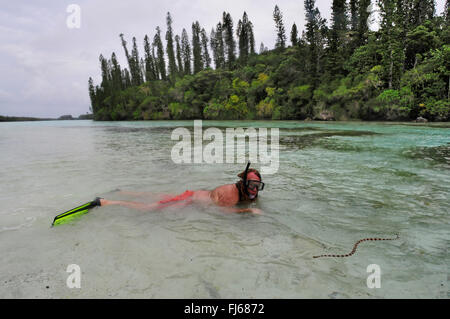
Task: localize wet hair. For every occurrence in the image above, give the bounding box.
[235,168,262,202]
[237,168,261,181]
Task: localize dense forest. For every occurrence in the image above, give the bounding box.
[88,0,450,121]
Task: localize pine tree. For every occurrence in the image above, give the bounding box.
[151,43,159,80]
[211,24,226,69]
[304,0,328,86]
[378,0,405,89]
[175,34,184,75]
[192,21,203,74]
[331,0,348,35]
[131,37,143,85]
[248,20,255,55]
[122,68,131,88]
[357,0,372,46]
[349,0,359,31]
[328,0,349,76]
[119,33,130,65]
[99,54,110,93]
[166,12,177,81]
[259,42,268,54]
[144,34,157,81]
[200,28,211,69]
[273,5,287,49]
[181,28,191,75]
[409,0,435,27]
[139,57,145,85]
[237,12,254,64]
[304,0,320,85]
[120,34,140,86]
[153,26,166,80]
[110,52,123,90]
[210,28,218,68]
[445,0,450,24]
[291,23,299,46]
[88,77,97,113]
[215,23,226,68]
[222,12,236,69]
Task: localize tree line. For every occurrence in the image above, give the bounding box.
[89,0,450,121]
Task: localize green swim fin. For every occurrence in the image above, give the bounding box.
[51,197,101,226]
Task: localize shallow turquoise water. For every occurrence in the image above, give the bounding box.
[0,120,448,298]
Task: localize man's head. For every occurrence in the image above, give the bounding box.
[237,165,264,201]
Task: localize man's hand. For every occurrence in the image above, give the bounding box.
[237,208,263,215]
[248,208,263,215]
[221,207,263,215]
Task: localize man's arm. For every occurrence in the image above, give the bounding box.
[219,207,263,215]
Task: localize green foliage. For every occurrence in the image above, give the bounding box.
[374,88,414,120]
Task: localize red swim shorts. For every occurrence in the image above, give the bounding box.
[157,190,194,206]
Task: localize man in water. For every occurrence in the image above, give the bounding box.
[99,163,264,214]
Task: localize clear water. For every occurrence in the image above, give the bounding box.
[0,120,448,298]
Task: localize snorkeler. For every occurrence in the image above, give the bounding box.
[98,162,264,215]
[52,162,264,225]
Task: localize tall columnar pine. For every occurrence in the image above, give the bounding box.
[248,20,255,55]
[151,43,159,80]
[304,0,327,87]
[378,0,405,89]
[166,12,178,81]
[357,0,372,46]
[259,42,268,54]
[153,26,166,80]
[273,5,287,49]
[139,58,145,85]
[330,0,348,50]
[122,68,131,88]
[175,34,184,75]
[120,34,140,87]
[291,23,299,46]
[131,37,143,85]
[237,12,255,64]
[349,0,359,31]
[408,0,435,27]
[110,52,123,91]
[192,21,203,74]
[222,12,236,69]
[88,77,97,113]
[211,22,225,69]
[347,0,360,52]
[99,54,110,93]
[328,0,349,76]
[181,28,191,75]
[445,0,449,25]
[144,34,157,81]
[210,28,218,68]
[200,28,211,69]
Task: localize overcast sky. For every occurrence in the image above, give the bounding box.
[0,0,446,118]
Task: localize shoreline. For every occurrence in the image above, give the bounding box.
[1,118,448,128]
[0,115,93,122]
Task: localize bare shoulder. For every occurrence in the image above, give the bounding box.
[212,184,236,193]
[210,184,239,206]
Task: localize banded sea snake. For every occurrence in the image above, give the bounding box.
[313,234,400,258]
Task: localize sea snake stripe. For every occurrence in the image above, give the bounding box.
[313,234,399,258]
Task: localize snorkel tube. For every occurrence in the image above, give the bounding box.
[242,161,251,196]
